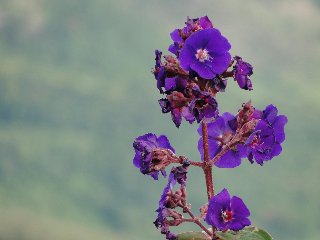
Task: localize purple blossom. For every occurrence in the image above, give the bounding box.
[198,113,245,168]
[206,189,251,231]
[159,91,195,128]
[171,161,190,187]
[169,16,213,56]
[190,86,219,122]
[133,133,175,180]
[179,28,231,79]
[233,56,253,90]
[245,105,287,165]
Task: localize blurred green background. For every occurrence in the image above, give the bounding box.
[0,0,319,239]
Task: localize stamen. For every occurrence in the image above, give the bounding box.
[196,49,211,62]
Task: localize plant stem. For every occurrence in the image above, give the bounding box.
[201,121,214,200]
[183,207,212,238]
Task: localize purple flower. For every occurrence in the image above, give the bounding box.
[190,86,219,122]
[133,133,175,180]
[159,91,195,128]
[179,28,231,79]
[206,189,251,231]
[233,56,253,90]
[171,161,190,187]
[169,16,213,56]
[198,113,245,168]
[245,105,288,165]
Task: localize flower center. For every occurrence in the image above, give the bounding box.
[222,209,233,222]
[251,135,262,149]
[196,49,211,62]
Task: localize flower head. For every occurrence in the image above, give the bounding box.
[190,86,219,122]
[233,56,253,90]
[206,189,251,231]
[179,28,231,79]
[245,105,287,165]
[133,133,175,179]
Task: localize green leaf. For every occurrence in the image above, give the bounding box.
[178,231,209,240]
[215,226,273,240]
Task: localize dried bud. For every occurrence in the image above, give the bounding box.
[199,203,208,219]
[237,101,255,128]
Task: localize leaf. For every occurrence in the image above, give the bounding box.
[178,231,210,240]
[215,226,273,240]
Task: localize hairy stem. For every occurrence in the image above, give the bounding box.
[201,121,214,200]
[183,207,212,238]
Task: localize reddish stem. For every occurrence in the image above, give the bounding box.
[182,207,212,238]
[201,121,214,200]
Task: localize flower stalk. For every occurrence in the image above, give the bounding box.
[201,121,214,200]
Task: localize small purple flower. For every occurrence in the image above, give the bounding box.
[198,113,245,168]
[233,56,253,90]
[133,133,175,180]
[179,28,231,79]
[159,91,195,128]
[190,86,219,122]
[171,161,190,187]
[206,189,251,231]
[245,105,288,165]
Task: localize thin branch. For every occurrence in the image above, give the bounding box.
[182,207,212,238]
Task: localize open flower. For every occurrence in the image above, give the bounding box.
[179,28,231,79]
[133,133,175,180]
[206,189,251,231]
[245,104,288,165]
[198,113,245,168]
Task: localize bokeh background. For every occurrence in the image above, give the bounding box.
[0,0,319,239]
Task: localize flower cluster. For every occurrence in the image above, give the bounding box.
[132,16,288,240]
[197,103,287,168]
[154,16,254,127]
[154,164,190,239]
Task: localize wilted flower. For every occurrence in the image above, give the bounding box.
[133,133,175,179]
[233,56,253,90]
